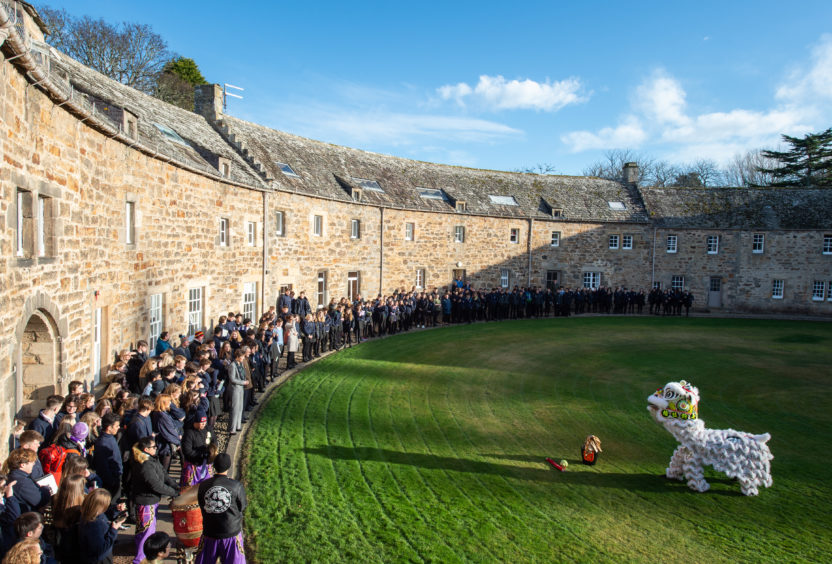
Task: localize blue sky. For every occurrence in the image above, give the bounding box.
[41,1,832,175]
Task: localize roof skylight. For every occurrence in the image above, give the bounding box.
[489,195,518,206]
[276,162,299,178]
[153,123,188,146]
[353,178,384,192]
[608,201,626,211]
[419,188,449,201]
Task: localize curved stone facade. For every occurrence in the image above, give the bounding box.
[0,3,830,450]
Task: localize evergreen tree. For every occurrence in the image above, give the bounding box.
[758,128,832,187]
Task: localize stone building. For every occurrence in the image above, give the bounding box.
[0,3,829,452]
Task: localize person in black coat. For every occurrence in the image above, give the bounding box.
[196,453,247,562]
[77,488,127,564]
[130,437,179,564]
[125,341,148,394]
[5,449,50,514]
[26,396,62,445]
[180,410,215,487]
[92,414,122,502]
[0,474,21,561]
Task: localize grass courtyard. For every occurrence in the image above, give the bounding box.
[243,317,832,563]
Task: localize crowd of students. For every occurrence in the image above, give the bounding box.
[1,281,694,563]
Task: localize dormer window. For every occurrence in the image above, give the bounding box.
[217,157,231,178]
[352,188,363,202]
[123,111,138,140]
[455,200,467,212]
[551,208,563,219]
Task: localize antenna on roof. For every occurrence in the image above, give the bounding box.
[223,83,244,112]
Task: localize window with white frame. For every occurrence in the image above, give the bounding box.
[219,218,229,247]
[188,287,203,335]
[622,234,633,250]
[772,280,784,299]
[347,271,360,300]
[149,293,163,351]
[317,271,327,307]
[415,268,425,289]
[313,215,323,237]
[812,280,825,301]
[510,228,520,244]
[550,231,560,247]
[500,269,510,288]
[667,235,678,253]
[753,233,765,254]
[405,222,415,241]
[824,234,832,254]
[583,272,600,289]
[125,201,136,246]
[707,235,719,254]
[247,221,256,246]
[275,211,285,236]
[243,282,257,321]
[671,276,685,290]
[609,235,619,249]
[454,225,465,243]
[16,188,32,258]
[351,219,361,239]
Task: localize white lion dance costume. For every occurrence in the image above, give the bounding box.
[647,380,773,496]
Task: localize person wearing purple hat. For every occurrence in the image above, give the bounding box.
[180,408,215,487]
[196,453,247,564]
[69,421,90,458]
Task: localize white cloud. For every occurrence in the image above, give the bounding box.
[634,70,690,126]
[271,104,522,148]
[437,74,588,111]
[776,34,832,104]
[561,117,647,152]
[562,36,832,161]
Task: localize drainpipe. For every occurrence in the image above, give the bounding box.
[651,226,657,288]
[262,191,269,313]
[527,217,533,286]
[379,207,384,295]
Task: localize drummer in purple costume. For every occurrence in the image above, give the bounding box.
[180,408,215,487]
[196,453,247,564]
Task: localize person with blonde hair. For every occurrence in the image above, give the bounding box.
[1,537,42,564]
[100,382,122,402]
[80,411,102,451]
[78,488,126,563]
[138,358,158,386]
[150,395,180,473]
[95,398,113,418]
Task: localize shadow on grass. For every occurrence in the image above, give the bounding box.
[558,472,746,496]
[304,445,554,482]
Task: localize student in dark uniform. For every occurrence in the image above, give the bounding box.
[196,453,247,564]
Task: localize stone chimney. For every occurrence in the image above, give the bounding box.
[623,162,639,185]
[194,84,223,122]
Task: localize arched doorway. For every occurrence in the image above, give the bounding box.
[17,310,60,420]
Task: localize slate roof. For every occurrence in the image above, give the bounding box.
[221,115,649,222]
[641,187,832,230]
[48,50,266,188]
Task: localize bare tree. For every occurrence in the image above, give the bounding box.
[514,163,559,175]
[38,6,172,94]
[723,150,777,187]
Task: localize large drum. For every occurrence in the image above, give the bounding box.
[170,485,202,548]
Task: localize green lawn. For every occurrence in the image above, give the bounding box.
[244,317,832,563]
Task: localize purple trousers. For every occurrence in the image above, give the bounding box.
[195,532,246,563]
[133,503,158,564]
[180,460,212,488]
